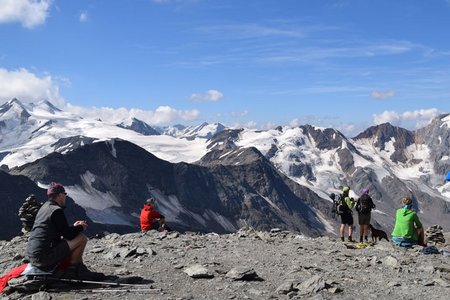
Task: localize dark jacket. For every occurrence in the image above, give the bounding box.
[27,200,82,259]
[356,194,375,214]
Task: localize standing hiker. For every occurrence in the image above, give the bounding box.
[140,196,166,232]
[355,188,375,243]
[391,196,426,247]
[26,182,105,280]
[339,186,356,242]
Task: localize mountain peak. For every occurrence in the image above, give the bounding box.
[0,98,31,121]
[353,122,415,163]
[299,124,346,150]
[34,100,63,114]
[353,122,414,142]
[117,118,160,136]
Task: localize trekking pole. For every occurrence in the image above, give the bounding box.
[44,287,162,293]
[35,276,152,288]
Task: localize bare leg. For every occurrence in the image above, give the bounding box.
[66,233,88,265]
[348,225,353,237]
[362,225,369,237]
[340,224,345,238]
[416,228,426,246]
[159,218,165,229]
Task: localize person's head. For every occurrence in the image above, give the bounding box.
[146,197,155,207]
[360,188,369,195]
[342,186,350,194]
[402,196,413,209]
[47,182,67,207]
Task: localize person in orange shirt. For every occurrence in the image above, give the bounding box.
[140,197,166,232]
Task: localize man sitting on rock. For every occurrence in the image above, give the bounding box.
[26,182,105,280]
[140,196,167,232]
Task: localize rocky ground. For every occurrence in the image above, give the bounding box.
[1,228,449,300]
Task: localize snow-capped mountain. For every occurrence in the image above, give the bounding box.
[1,98,449,239]
[161,122,226,140]
[0,99,207,168]
[116,117,160,136]
[202,118,450,233]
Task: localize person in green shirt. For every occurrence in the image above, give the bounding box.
[391,197,426,247]
[339,186,356,242]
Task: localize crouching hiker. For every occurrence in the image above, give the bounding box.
[391,196,426,247]
[26,182,105,280]
[140,196,167,232]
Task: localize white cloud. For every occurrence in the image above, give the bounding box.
[190,89,224,102]
[289,118,300,127]
[373,111,400,125]
[0,67,63,104]
[230,120,258,129]
[336,123,355,134]
[370,90,396,99]
[230,110,248,117]
[79,11,88,22]
[373,108,441,129]
[66,103,200,126]
[0,0,52,28]
[0,67,199,126]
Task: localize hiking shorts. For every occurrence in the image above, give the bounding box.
[358,213,371,225]
[340,212,353,225]
[29,240,70,269]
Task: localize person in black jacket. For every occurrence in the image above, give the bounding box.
[355,188,376,243]
[26,182,104,280]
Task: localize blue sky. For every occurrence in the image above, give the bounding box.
[0,0,449,135]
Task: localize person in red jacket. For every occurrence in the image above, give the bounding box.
[140,197,166,232]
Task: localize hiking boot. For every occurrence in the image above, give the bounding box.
[347,237,354,242]
[76,263,106,281]
[58,265,79,279]
[60,264,105,281]
[341,236,345,242]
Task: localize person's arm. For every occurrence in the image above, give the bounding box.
[150,210,164,219]
[413,212,423,229]
[355,198,361,211]
[51,209,83,240]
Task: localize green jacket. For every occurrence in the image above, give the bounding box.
[391,208,423,241]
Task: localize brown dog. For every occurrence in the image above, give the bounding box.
[369,224,389,242]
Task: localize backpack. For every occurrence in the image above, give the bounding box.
[357,194,372,214]
[335,194,349,215]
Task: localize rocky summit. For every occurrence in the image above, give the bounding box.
[1,228,449,300]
